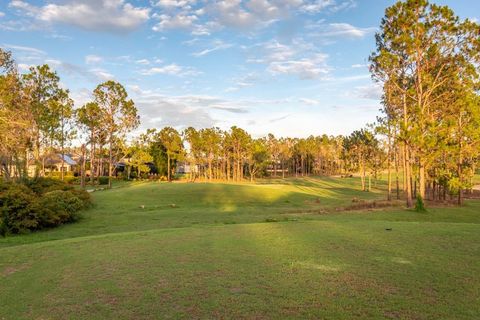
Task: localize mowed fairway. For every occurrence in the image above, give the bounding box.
[1,177,480,319]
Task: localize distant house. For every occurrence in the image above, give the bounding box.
[176,162,198,174]
[27,154,78,176]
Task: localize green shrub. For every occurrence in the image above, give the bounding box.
[0,179,90,235]
[35,190,84,227]
[70,189,92,208]
[98,176,109,185]
[0,184,39,234]
[415,195,427,212]
[25,177,73,195]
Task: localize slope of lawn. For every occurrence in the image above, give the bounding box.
[0,176,386,247]
[1,176,480,319]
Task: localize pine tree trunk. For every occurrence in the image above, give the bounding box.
[403,144,413,207]
[90,132,95,185]
[108,139,113,189]
[419,160,426,200]
[81,144,86,189]
[387,135,392,201]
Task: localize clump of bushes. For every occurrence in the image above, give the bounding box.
[98,176,109,185]
[0,178,91,236]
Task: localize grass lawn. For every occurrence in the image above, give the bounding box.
[1,177,479,319]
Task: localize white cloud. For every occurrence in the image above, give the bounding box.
[268,54,329,79]
[263,40,297,62]
[326,23,374,38]
[45,59,62,66]
[209,0,290,30]
[46,33,72,41]
[85,54,103,65]
[140,63,200,77]
[299,98,320,105]
[89,68,114,81]
[191,40,233,57]
[152,13,197,31]
[308,22,376,39]
[0,12,5,18]
[225,72,258,92]
[2,44,47,66]
[135,59,150,65]
[10,0,150,33]
[329,0,356,12]
[191,21,220,36]
[301,0,335,13]
[249,39,330,80]
[301,0,356,13]
[147,0,357,36]
[2,43,46,55]
[154,0,196,9]
[131,91,252,130]
[351,84,382,100]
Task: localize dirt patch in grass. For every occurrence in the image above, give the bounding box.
[341,199,403,211]
[1,263,31,277]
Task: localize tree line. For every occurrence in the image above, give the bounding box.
[1,0,479,208]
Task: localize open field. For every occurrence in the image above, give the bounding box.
[1,177,480,319]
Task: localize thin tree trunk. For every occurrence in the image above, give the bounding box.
[395,149,400,200]
[108,140,113,189]
[61,141,65,182]
[81,144,86,189]
[403,144,413,207]
[419,160,426,200]
[387,133,392,201]
[167,153,171,182]
[90,132,95,185]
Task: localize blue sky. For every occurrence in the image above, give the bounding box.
[1,0,478,138]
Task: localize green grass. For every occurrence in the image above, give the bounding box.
[1,176,480,319]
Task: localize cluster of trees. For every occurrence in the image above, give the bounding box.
[370,0,480,205]
[127,127,346,182]
[0,48,139,189]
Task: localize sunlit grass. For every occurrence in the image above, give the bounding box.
[1,176,479,319]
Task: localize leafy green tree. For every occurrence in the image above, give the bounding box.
[228,126,251,181]
[130,148,153,178]
[50,89,75,181]
[247,138,269,182]
[23,64,64,177]
[93,81,139,188]
[343,129,380,191]
[0,49,32,180]
[157,127,183,182]
[76,102,103,185]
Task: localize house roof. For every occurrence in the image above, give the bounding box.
[62,154,77,166]
[44,154,77,166]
